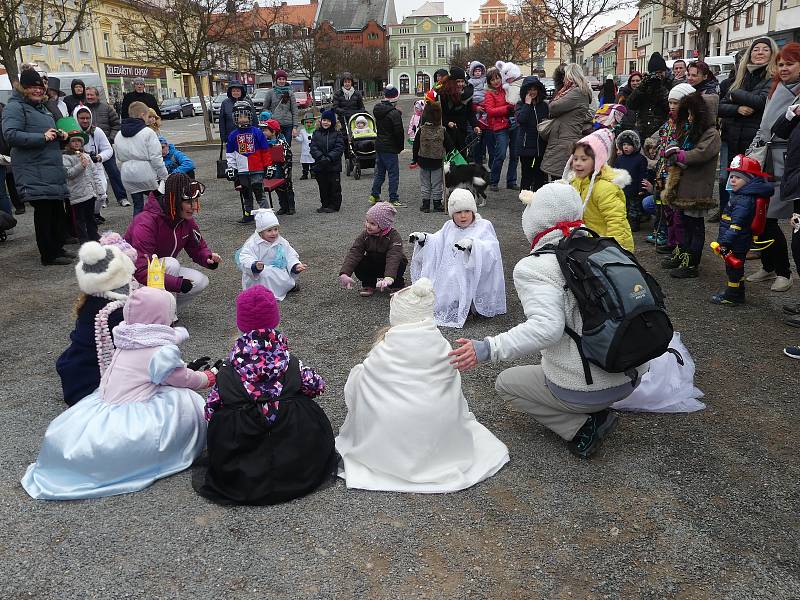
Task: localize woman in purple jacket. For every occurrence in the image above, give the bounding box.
[124,173,221,304]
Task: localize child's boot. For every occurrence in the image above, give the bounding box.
[420,199,430,213]
[671,251,699,279]
[711,280,745,305]
[368,195,379,204]
[660,246,683,269]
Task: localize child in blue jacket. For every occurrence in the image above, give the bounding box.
[614,130,648,231]
[159,136,195,177]
[712,154,774,305]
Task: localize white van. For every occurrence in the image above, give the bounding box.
[0,71,106,106]
[666,55,736,76]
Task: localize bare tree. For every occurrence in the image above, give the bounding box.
[641,0,749,59]
[521,0,632,63]
[120,0,250,141]
[245,1,295,76]
[0,0,92,82]
[292,22,336,115]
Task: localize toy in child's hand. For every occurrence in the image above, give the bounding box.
[339,274,355,289]
[225,168,237,181]
[710,242,744,270]
[255,261,265,272]
[454,238,473,252]
[409,232,428,246]
[376,277,394,291]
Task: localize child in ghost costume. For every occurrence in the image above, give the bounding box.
[335,278,509,493]
[238,209,306,300]
[22,286,213,500]
[409,188,506,328]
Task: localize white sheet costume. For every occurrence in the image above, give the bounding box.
[335,278,509,493]
[410,191,506,328]
[237,209,301,301]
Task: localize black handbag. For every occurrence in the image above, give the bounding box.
[216,142,227,179]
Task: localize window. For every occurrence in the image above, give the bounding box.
[443,25,455,32]
[254,30,261,39]
[400,45,407,59]
[399,74,410,94]
[757,2,765,24]
[437,44,445,58]
[745,6,753,27]
[78,29,87,52]
[418,44,427,59]
[399,27,412,34]
[103,32,111,56]
[367,32,378,40]
[452,42,460,54]
[121,38,128,58]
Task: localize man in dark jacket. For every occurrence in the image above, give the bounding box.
[64,78,86,115]
[627,52,673,140]
[369,85,404,207]
[84,86,129,206]
[310,109,344,213]
[1,67,71,265]
[515,76,549,192]
[120,77,161,119]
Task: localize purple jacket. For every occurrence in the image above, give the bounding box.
[124,193,212,292]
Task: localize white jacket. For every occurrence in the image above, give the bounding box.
[295,130,313,163]
[114,125,168,194]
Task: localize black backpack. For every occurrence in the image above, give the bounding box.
[535,227,675,385]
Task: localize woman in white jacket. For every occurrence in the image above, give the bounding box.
[449,182,645,459]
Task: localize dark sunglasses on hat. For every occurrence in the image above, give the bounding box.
[183,180,206,200]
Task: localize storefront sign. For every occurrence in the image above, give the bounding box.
[105,63,164,79]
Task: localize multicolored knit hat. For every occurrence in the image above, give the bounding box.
[366,202,397,232]
[593,103,627,129]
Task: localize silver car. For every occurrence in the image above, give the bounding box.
[210,93,226,123]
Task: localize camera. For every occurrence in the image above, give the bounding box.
[89,151,98,162]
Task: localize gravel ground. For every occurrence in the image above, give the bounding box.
[1,103,798,598]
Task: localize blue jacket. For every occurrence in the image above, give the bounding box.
[718,177,774,251]
[163,144,195,174]
[614,152,648,204]
[1,89,69,201]
[55,296,124,406]
[514,77,549,158]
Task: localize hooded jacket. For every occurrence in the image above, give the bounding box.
[1,87,69,201]
[86,98,122,142]
[483,84,513,132]
[64,79,86,115]
[62,147,98,205]
[568,165,634,252]
[373,100,404,154]
[515,76,549,158]
[219,82,255,143]
[124,193,212,292]
[468,61,487,105]
[75,106,113,162]
[309,120,344,173]
[718,177,774,251]
[662,125,721,211]
[412,103,455,169]
[114,117,169,193]
[614,130,648,204]
[718,66,771,156]
[120,89,161,119]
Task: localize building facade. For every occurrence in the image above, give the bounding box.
[16,25,96,77]
[615,14,639,75]
[387,2,468,94]
[580,21,625,77]
[770,0,800,45]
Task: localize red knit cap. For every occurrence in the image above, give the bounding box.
[236,286,280,333]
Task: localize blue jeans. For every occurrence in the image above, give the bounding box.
[506,126,519,186]
[490,129,513,186]
[371,153,400,201]
[102,154,128,202]
[131,191,149,215]
[281,125,294,147]
[0,166,12,216]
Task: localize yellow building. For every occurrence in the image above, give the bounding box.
[17,23,96,76]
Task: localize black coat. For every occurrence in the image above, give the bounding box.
[332,89,365,123]
[120,90,161,119]
[718,67,771,157]
[775,115,800,211]
[373,101,404,154]
[441,85,477,149]
[310,126,344,173]
[194,358,338,506]
[626,74,672,140]
[515,77,549,158]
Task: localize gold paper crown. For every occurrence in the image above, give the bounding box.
[147,254,166,289]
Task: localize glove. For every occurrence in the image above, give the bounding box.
[187,356,211,371]
[454,237,473,252]
[663,145,679,158]
[786,103,800,121]
[376,277,394,291]
[339,273,355,289]
[409,232,428,246]
[225,168,237,181]
[180,278,194,294]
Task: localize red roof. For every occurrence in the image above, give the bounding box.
[618,13,639,32]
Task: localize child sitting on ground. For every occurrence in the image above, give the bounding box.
[59,117,100,243]
[335,277,509,493]
[238,208,306,300]
[614,130,649,231]
[711,155,774,305]
[56,235,138,406]
[194,285,337,506]
[409,188,506,328]
[23,285,213,500]
[564,128,634,252]
[226,101,272,223]
[295,117,315,180]
[339,202,407,297]
[412,100,454,213]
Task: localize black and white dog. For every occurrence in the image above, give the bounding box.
[444,162,490,210]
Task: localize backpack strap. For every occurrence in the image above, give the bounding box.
[564,325,593,385]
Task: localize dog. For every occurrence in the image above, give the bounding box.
[444,162,489,211]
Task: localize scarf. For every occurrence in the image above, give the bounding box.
[342,87,355,100]
[531,221,583,250]
[112,322,189,350]
[552,79,574,102]
[273,84,292,100]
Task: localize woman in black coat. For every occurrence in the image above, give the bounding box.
[439,67,480,151]
[514,76,549,191]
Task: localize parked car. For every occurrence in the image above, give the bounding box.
[586,76,602,91]
[190,96,211,114]
[313,86,333,104]
[160,97,194,119]
[210,93,226,123]
[539,78,556,100]
[294,91,312,109]
[252,88,270,109]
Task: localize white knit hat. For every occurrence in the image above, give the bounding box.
[389,278,436,326]
[254,208,279,233]
[447,188,478,216]
[520,183,583,248]
[668,83,695,102]
[75,241,136,301]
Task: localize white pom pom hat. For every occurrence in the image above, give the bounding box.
[448,188,478,217]
[75,241,136,301]
[389,278,436,326]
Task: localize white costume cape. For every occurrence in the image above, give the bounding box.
[411,217,506,328]
[335,318,509,493]
[238,233,300,300]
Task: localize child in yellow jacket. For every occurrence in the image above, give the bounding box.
[564,128,634,253]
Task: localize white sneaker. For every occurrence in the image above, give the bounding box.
[118,198,131,208]
[746,268,776,283]
[771,275,793,292]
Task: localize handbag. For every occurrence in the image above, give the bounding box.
[537,119,553,141]
[216,142,228,179]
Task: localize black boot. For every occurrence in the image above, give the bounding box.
[420,200,431,213]
[567,410,619,459]
[660,246,683,269]
[671,251,699,279]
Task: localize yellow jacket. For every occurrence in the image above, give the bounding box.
[570,165,634,252]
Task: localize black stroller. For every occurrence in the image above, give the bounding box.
[345,112,377,180]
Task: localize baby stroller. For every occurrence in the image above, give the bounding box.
[345,112,376,180]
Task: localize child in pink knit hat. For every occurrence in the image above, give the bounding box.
[195,285,337,506]
[339,202,407,297]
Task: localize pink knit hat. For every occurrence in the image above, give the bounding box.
[576,128,615,175]
[236,285,280,333]
[366,202,397,232]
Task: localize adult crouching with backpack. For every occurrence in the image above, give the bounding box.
[449,183,662,458]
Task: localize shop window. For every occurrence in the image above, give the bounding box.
[399,74,410,94]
